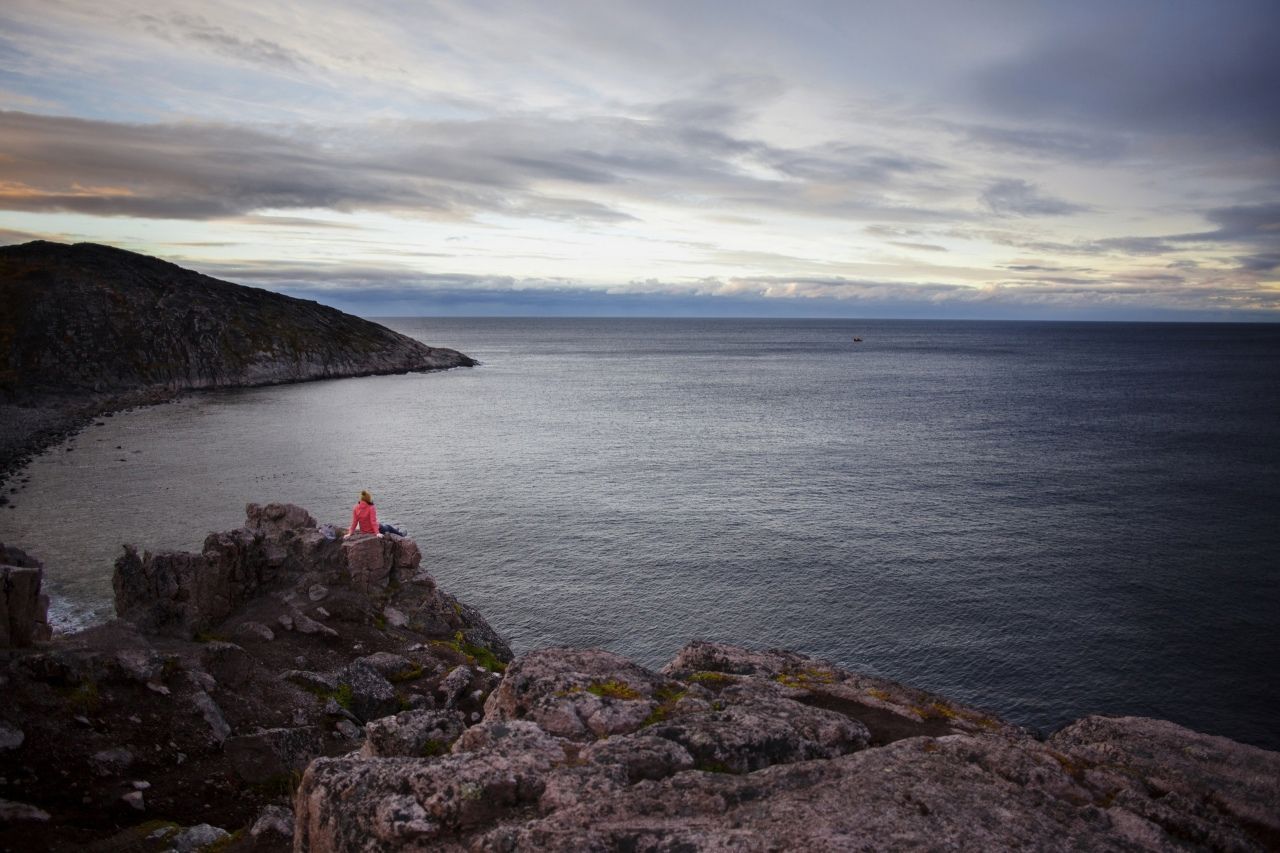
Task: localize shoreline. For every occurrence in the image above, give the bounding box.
[0,361,478,491]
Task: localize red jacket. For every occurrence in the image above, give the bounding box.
[349,500,379,535]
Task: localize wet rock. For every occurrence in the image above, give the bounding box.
[225,726,324,784]
[120,790,144,811]
[362,709,466,757]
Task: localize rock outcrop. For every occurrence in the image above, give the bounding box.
[0,241,476,479]
[112,502,423,638]
[3,505,1279,852]
[296,642,1280,852]
[0,504,510,852]
[0,543,51,647]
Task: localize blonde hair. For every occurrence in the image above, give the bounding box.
[359,490,373,504]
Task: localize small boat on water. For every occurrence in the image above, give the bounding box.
[852,337,863,343]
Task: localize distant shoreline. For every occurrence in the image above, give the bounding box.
[0,363,473,492]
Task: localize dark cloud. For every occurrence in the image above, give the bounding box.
[1240,253,1280,272]
[0,111,635,223]
[1179,202,1280,244]
[1165,203,1280,272]
[958,123,1129,162]
[0,108,967,225]
[972,2,1280,142]
[981,179,1089,217]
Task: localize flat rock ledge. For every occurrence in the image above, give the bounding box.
[295,641,1280,852]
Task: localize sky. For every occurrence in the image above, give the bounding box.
[1,0,1278,320]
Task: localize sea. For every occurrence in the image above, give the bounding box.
[2,318,1277,750]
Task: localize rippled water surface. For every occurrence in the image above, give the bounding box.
[3,319,1278,749]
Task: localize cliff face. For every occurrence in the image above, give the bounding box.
[0,241,474,401]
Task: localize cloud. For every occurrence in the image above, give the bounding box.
[0,108,969,226]
[981,179,1089,217]
[971,1,1280,143]
[957,123,1129,162]
[136,12,310,71]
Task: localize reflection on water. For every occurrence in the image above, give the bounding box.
[2,318,1278,749]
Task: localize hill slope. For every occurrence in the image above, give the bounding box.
[0,241,473,398]
[0,241,475,479]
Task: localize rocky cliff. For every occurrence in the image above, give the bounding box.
[1,506,1278,852]
[0,241,475,479]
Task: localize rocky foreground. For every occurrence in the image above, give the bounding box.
[0,241,476,482]
[2,506,1278,852]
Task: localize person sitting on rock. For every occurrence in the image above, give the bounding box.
[344,490,383,539]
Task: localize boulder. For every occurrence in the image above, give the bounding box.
[336,661,399,723]
[199,641,254,687]
[190,691,231,744]
[483,648,683,740]
[356,652,416,680]
[170,824,230,852]
[362,709,466,758]
[225,726,325,784]
[645,694,870,773]
[89,747,134,776]
[296,750,555,851]
[0,799,50,822]
[250,804,294,841]
[0,721,23,751]
[580,734,694,783]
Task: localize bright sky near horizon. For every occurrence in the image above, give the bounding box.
[1,0,1277,319]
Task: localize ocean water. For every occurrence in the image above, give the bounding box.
[2,318,1278,750]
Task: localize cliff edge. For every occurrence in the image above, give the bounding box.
[1,505,1277,851]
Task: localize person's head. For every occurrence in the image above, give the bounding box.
[359,490,373,505]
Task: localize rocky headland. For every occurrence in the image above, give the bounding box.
[2,505,1277,852]
[0,241,475,484]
